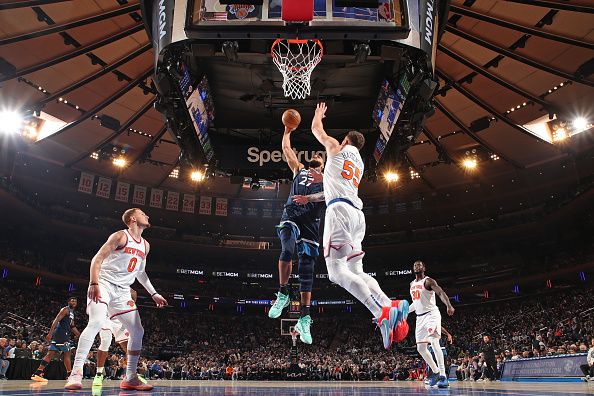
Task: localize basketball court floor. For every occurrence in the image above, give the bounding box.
[2,380,593,395]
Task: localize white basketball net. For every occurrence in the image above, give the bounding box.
[271,39,323,100]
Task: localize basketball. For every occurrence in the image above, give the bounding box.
[282,109,301,130]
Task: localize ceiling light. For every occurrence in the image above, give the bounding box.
[384,172,399,183]
[0,110,23,134]
[90,152,99,160]
[573,117,588,131]
[462,158,477,170]
[191,170,204,182]
[113,157,126,167]
[169,168,180,179]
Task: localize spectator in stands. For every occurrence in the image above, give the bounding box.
[0,338,9,380]
[5,339,15,358]
[580,337,594,381]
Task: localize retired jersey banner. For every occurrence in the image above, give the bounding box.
[78,172,94,194]
[182,194,196,213]
[215,198,227,216]
[166,191,180,211]
[115,181,130,203]
[96,177,112,199]
[149,188,163,208]
[199,196,212,215]
[132,185,147,205]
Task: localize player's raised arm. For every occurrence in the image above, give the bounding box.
[282,126,304,177]
[135,241,168,308]
[311,103,341,156]
[426,278,455,316]
[88,231,126,302]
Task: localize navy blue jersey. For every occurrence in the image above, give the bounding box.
[52,307,73,343]
[280,168,324,242]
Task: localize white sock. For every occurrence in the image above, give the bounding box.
[327,259,382,317]
[430,338,446,377]
[97,367,104,375]
[417,343,439,374]
[348,257,392,307]
[126,354,140,381]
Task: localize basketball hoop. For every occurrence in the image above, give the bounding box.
[271,39,323,100]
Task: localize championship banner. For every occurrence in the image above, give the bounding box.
[182,194,196,214]
[96,177,112,199]
[246,201,258,217]
[78,172,94,194]
[115,181,130,203]
[132,185,147,206]
[149,188,163,208]
[215,197,227,216]
[199,196,212,215]
[262,201,273,218]
[230,199,243,216]
[166,191,179,211]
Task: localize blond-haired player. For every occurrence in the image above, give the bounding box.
[65,208,167,391]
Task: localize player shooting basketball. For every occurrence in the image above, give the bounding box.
[268,109,324,345]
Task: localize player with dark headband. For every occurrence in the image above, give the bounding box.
[268,120,324,345]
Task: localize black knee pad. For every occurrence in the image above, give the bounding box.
[298,255,315,292]
[277,226,296,262]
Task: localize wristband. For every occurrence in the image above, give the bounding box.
[151,292,158,297]
[90,282,98,286]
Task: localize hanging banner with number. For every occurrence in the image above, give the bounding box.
[199,196,212,215]
[166,191,179,211]
[78,172,94,194]
[132,185,147,205]
[115,181,130,202]
[182,194,195,213]
[215,197,227,216]
[96,177,112,199]
[149,188,163,208]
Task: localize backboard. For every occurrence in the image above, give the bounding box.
[187,0,408,40]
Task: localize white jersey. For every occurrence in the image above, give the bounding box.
[410,276,438,315]
[99,229,146,287]
[323,145,364,209]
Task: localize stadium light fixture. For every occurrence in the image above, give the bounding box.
[384,172,399,183]
[573,117,588,131]
[191,170,205,182]
[0,110,23,134]
[462,158,477,170]
[113,157,127,167]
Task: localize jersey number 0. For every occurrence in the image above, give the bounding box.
[341,160,361,188]
[127,257,137,272]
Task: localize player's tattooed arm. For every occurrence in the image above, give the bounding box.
[88,231,126,302]
[46,307,68,342]
[425,277,455,316]
[282,126,303,176]
[293,191,325,205]
[311,102,341,156]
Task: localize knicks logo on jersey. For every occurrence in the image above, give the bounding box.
[123,247,145,259]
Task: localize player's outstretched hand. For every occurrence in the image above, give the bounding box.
[88,284,101,303]
[292,195,309,205]
[284,125,295,134]
[315,102,327,119]
[153,293,168,308]
[447,306,455,316]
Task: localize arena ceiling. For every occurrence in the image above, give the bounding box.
[0,0,593,198]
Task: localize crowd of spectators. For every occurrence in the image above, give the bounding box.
[2,278,593,381]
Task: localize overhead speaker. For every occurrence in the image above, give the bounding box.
[99,115,121,132]
[470,116,491,132]
[418,78,438,101]
[335,0,379,7]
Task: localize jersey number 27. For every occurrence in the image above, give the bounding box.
[341,160,361,188]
